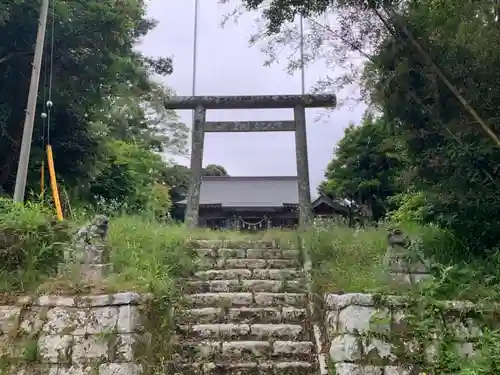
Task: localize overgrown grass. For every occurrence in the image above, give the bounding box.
[0,197,297,297]
[0,197,195,296]
[303,218,500,302]
[2,195,499,304]
[0,198,69,296]
[5,197,500,374]
[105,216,196,294]
[301,220,388,295]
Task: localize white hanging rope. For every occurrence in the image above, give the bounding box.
[236,216,270,230]
[238,217,267,226]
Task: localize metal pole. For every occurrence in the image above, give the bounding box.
[192,0,199,97]
[185,0,201,227]
[299,15,305,95]
[190,0,199,151]
[14,0,50,202]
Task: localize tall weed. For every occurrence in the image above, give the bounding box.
[0,198,69,293]
[301,220,388,294]
[106,216,196,294]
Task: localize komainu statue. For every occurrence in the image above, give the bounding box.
[61,214,112,282]
[387,228,410,249]
[385,228,431,284]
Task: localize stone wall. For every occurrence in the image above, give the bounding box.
[324,293,488,375]
[0,292,144,375]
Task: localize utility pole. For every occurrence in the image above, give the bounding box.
[299,15,305,95]
[191,0,199,129]
[13,0,50,202]
[192,0,199,98]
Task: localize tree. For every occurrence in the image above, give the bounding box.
[203,164,229,177]
[362,0,500,252]
[88,140,171,215]
[230,0,500,252]
[0,0,186,201]
[319,114,405,220]
[162,164,191,204]
[160,163,230,220]
[161,163,229,202]
[221,0,385,106]
[222,0,336,33]
[93,82,187,154]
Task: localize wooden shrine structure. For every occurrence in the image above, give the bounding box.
[164,95,337,228]
[175,176,349,229]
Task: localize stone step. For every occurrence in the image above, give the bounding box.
[195,248,300,260]
[197,258,300,270]
[184,292,307,308]
[182,307,307,324]
[177,340,315,361]
[194,268,303,281]
[191,240,279,250]
[177,323,309,340]
[173,360,316,375]
[178,239,316,375]
[182,279,305,293]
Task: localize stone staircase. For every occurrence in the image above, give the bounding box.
[173,240,319,374]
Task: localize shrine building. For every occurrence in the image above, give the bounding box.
[176,176,349,229]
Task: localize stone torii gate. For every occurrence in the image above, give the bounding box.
[164,94,337,228]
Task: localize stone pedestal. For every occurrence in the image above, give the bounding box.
[58,262,113,283]
[80,263,113,283]
[61,216,112,283]
[385,229,432,284]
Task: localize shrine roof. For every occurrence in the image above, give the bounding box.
[179,176,300,207]
[176,176,349,213]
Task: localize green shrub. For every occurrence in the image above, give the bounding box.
[88,140,172,217]
[388,191,431,223]
[0,198,69,293]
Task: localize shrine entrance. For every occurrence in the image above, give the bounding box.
[164,94,336,228]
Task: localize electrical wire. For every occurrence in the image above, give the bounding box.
[46,0,55,144]
[40,0,55,196]
[39,0,58,213]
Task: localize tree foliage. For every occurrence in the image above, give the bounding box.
[88,140,170,212]
[233,0,500,253]
[161,164,230,204]
[203,164,229,177]
[221,0,386,106]
[363,0,500,252]
[319,114,405,220]
[159,163,229,221]
[0,0,189,216]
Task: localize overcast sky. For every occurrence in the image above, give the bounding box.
[138,0,366,191]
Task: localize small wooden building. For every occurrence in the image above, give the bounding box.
[176,176,349,229]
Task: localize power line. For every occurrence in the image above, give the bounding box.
[47,0,55,145]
